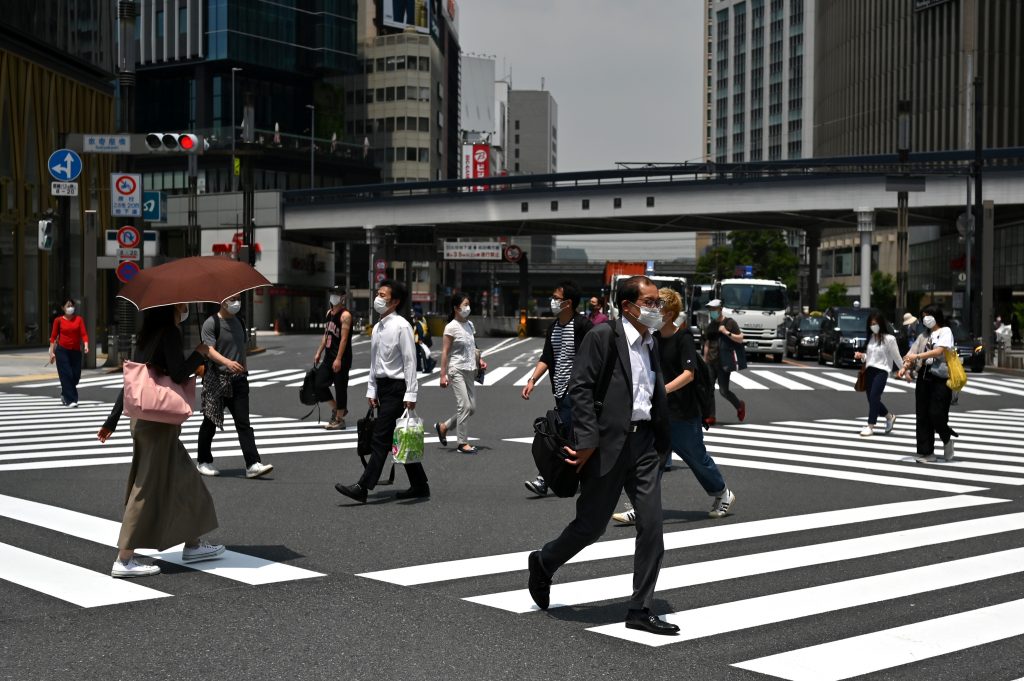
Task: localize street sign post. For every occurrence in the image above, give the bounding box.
[115,260,141,283]
[117,248,141,261]
[111,173,142,217]
[142,191,165,222]
[47,149,82,182]
[50,182,79,197]
[117,225,141,248]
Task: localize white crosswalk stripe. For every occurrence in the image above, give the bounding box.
[352,408,1024,677]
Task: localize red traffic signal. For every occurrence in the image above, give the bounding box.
[144,133,204,154]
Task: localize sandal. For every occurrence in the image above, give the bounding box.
[457,444,478,454]
[434,422,447,446]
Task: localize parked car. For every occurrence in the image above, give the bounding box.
[786,315,822,360]
[949,319,986,373]
[818,307,871,367]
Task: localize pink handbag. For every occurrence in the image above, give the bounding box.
[122,360,196,425]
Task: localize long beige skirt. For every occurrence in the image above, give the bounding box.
[118,418,219,551]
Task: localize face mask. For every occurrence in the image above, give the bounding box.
[459,306,471,319]
[550,299,564,314]
[634,305,663,330]
[226,300,242,315]
[870,324,880,334]
[373,296,389,314]
[709,310,720,320]
[329,295,342,306]
[178,308,189,324]
[65,307,75,316]
[922,315,936,330]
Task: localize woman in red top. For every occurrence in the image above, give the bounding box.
[49,298,89,407]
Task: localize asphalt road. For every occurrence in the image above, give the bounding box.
[2,331,1024,681]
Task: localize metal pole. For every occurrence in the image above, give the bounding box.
[964,175,973,325]
[306,104,315,189]
[971,75,983,338]
[896,99,911,320]
[344,240,351,304]
[231,67,241,191]
[855,208,874,308]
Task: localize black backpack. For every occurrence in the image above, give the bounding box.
[692,353,715,428]
[299,367,318,406]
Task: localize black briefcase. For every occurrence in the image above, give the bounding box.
[356,406,394,485]
[531,409,579,498]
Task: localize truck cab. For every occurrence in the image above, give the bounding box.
[608,274,688,320]
[717,278,789,362]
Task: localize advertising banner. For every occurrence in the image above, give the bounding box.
[462,144,490,191]
[381,0,430,33]
[443,242,503,261]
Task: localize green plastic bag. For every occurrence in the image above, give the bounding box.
[392,409,425,465]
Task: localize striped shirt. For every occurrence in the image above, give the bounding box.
[551,318,575,398]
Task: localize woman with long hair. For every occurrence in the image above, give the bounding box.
[853,310,904,436]
[48,298,89,407]
[97,303,225,578]
[899,305,958,462]
[434,293,486,454]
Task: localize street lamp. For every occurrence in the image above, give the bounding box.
[231,67,242,191]
[306,104,315,189]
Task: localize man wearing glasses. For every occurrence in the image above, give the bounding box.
[527,276,678,635]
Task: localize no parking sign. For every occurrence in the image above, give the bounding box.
[110,173,142,217]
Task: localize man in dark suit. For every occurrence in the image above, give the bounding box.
[527,276,679,635]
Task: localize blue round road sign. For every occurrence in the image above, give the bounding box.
[47,149,83,182]
[116,260,141,284]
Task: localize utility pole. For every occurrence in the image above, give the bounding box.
[231,67,242,191]
[306,104,315,189]
[895,99,911,320]
[112,0,138,366]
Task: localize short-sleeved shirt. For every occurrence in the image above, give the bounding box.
[657,329,699,421]
[705,317,740,361]
[201,314,247,371]
[925,326,955,367]
[550,317,576,398]
[444,319,477,371]
[323,307,353,364]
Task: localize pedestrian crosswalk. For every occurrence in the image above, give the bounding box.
[15,364,1024,396]
[350,407,1024,678]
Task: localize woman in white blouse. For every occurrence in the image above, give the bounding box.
[853,311,905,437]
[434,293,486,454]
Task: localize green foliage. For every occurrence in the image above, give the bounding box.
[871,270,897,318]
[695,231,799,290]
[817,282,849,310]
[313,82,346,142]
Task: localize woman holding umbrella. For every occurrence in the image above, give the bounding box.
[96,256,270,578]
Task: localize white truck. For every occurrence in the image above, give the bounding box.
[607,274,688,320]
[716,278,789,362]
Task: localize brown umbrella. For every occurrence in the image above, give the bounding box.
[116,256,271,310]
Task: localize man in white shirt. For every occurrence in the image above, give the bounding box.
[335,280,428,502]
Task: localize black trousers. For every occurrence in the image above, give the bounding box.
[197,374,262,468]
[915,372,954,456]
[358,377,428,490]
[707,362,742,414]
[55,346,82,405]
[314,355,351,412]
[539,424,664,611]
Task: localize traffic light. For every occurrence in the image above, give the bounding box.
[37,219,54,251]
[144,133,205,154]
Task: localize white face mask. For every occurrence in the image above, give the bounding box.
[634,305,663,330]
[178,307,189,324]
[373,296,389,314]
[870,323,880,334]
[459,306,471,319]
[550,298,565,314]
[329,295,342,307]
[65,307,75,316]
[922,315,936,330]
[226,300,242,315]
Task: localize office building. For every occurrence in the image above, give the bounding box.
[508,89,557,174]
[460,55,510,177]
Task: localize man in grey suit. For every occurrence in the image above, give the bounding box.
[527,276,679,635]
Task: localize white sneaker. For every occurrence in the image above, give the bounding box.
[111,556,161,578]
[181,540,225,563]
[884,413,896,434]
[69,402,78,408]
[859,425,874,437]
[245,462,274,479]
[709,489,736,518]
[943,439,955,461]
[612,504,636,525]
[196,462,219,477]
[915,455,938,464]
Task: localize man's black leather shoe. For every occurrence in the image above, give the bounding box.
[395,484,430,499]
[335,482,367,503]
[625,608,680,635]
[527,551,551,610]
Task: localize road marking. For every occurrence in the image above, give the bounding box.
[357,495,1003,586]
[477,366,517,386]
[464,512,1024,613]
[961,376,1024,396]
[590,546,1024,646]
[724,372,769,389]
[787,372,855,391]
[824,370,907,393]
[733,597,1024,680]
[0,493,324,585]
[514,369,548,387]
[748,370,814,390]
[0,542,172,608]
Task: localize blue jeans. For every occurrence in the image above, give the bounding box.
[864,367,890,425]
[670,416,726,496]
[555,394,574,441]
[55,346,82,405]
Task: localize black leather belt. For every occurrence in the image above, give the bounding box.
[629,420,651,432]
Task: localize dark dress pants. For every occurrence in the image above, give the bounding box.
[539,424,664,611]
[197,374,262,468]
[55,346,82,405]
[358,377,428,490]
[915,372,954,456]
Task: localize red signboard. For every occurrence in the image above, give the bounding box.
[462,143,490,191]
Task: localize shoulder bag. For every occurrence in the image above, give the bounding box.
[122,360,196,425]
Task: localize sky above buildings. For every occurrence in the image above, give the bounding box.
[459,0,706,173]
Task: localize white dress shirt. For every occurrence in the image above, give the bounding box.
[367,312,419,403]
[863,334,903,372]
[622,320,655,421]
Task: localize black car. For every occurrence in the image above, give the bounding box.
[818,307,871,367]
[949,319,986,373]
[786,315,822,360]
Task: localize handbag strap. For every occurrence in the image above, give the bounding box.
[594,329,618,416]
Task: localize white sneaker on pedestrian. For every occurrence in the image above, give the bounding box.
[915,455,938,464]
[612,505,636,525]
[859,425,874,437]
[245,462,274,479]
[111,556,161,578]
[709,489,736,518]
[181,540,225,563]
[943,439,955,461]
[884,413,896,434]
[69,402,78,408]
[196,462,220,477]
